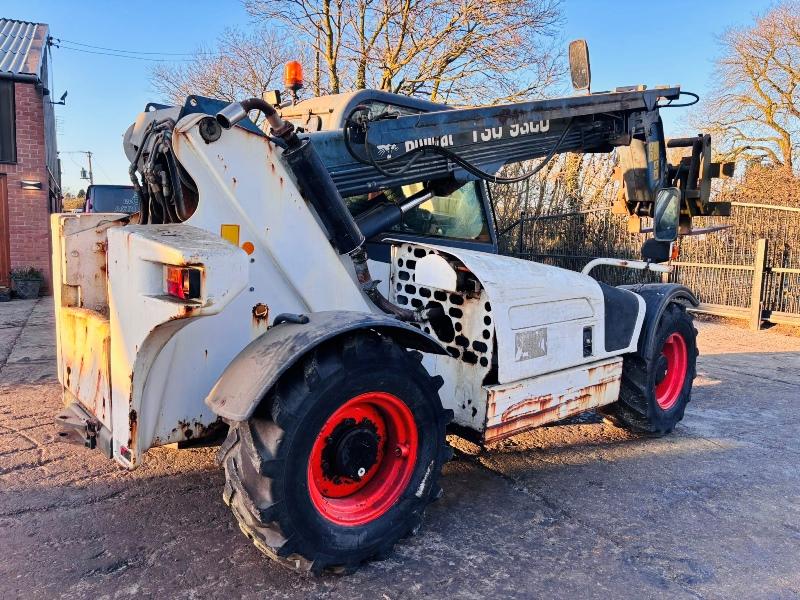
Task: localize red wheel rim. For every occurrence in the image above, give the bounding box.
[655,332,688,410]
[308,391,418,526]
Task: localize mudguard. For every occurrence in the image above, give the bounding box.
[205,310,446,421]
[620,283,699,356]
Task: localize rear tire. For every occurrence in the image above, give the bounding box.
[602,302,698,435]
[218,332,452,574]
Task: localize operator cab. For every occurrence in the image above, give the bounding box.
[281,90,498,262]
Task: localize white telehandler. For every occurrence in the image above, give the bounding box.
[51,46,730,572]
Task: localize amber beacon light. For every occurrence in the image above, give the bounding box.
[284,61,304,92]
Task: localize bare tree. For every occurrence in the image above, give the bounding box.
[702,2,800,168]
[151,28,298,105]
[717,163,800,207]
[243,0,564,104]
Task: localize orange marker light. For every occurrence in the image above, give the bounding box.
[241,241,255,255]
[284,61,304,91]
[670,241,680,261]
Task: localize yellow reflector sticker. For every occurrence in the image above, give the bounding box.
[220,224,240,246]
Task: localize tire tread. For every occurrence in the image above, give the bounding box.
[604,302,697,434]
[220,331,452,574]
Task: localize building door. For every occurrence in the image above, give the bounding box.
[0,175,9,287]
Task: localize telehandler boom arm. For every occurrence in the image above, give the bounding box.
[301,85,729,223]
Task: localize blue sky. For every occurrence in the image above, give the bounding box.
[5,0,771,193]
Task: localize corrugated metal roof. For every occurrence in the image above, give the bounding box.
[0,18,49,80]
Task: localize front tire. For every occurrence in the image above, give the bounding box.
[603,302,698,434]
[218,332,452,574]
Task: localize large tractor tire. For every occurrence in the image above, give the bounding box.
[602,302,698,435]
[218,331,452,574]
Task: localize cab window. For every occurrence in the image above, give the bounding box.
[345,181,490,242]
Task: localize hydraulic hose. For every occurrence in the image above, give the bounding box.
[344,104,574,184]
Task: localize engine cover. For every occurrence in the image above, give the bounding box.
[391,241,644,383]
[389,241,644,433]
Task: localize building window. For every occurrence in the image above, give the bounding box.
[0,80,16,164]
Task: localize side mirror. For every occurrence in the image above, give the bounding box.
[653,187,680,242]
[568,40,591,92]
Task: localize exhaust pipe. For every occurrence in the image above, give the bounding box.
[216,97,300,149]
[351,247,440,323]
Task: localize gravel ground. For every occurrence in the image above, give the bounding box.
[1,298,799,599]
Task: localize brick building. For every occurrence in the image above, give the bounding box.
[0,18,60,292]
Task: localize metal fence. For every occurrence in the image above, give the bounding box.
[500,207,661,286]
[500,202,800,329]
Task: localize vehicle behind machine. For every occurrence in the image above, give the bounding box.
[84,184,139,214]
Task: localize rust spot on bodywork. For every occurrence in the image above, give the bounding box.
[155,417,226,446]
[167,304,200,321]
[500,394,553,422]
[128,409,138,448]
[252,303,269,327]
[95,369,105,420]
[485,361,622,443]
[179,420,194,439]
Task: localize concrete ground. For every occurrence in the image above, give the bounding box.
[1,298,799,599]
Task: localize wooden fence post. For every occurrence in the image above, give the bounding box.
[749,238,768,331]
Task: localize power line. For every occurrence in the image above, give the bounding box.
[53,44,196,62]
[91,157,114,184]
[55,37,201,56]
[62,151,94,184]
[50,37,219,60]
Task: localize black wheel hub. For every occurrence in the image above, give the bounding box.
[322,418,380,482]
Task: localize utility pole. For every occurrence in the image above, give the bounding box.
[86,151,94,185]
[79,151,94,185]
[60,149,96,187]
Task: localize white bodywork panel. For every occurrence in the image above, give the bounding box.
[390,241,644,433]
[417,244,644,382]
[52,213,128,430]
[53,116,372,467]
[106,225,249,465]
[52,110,647,468]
